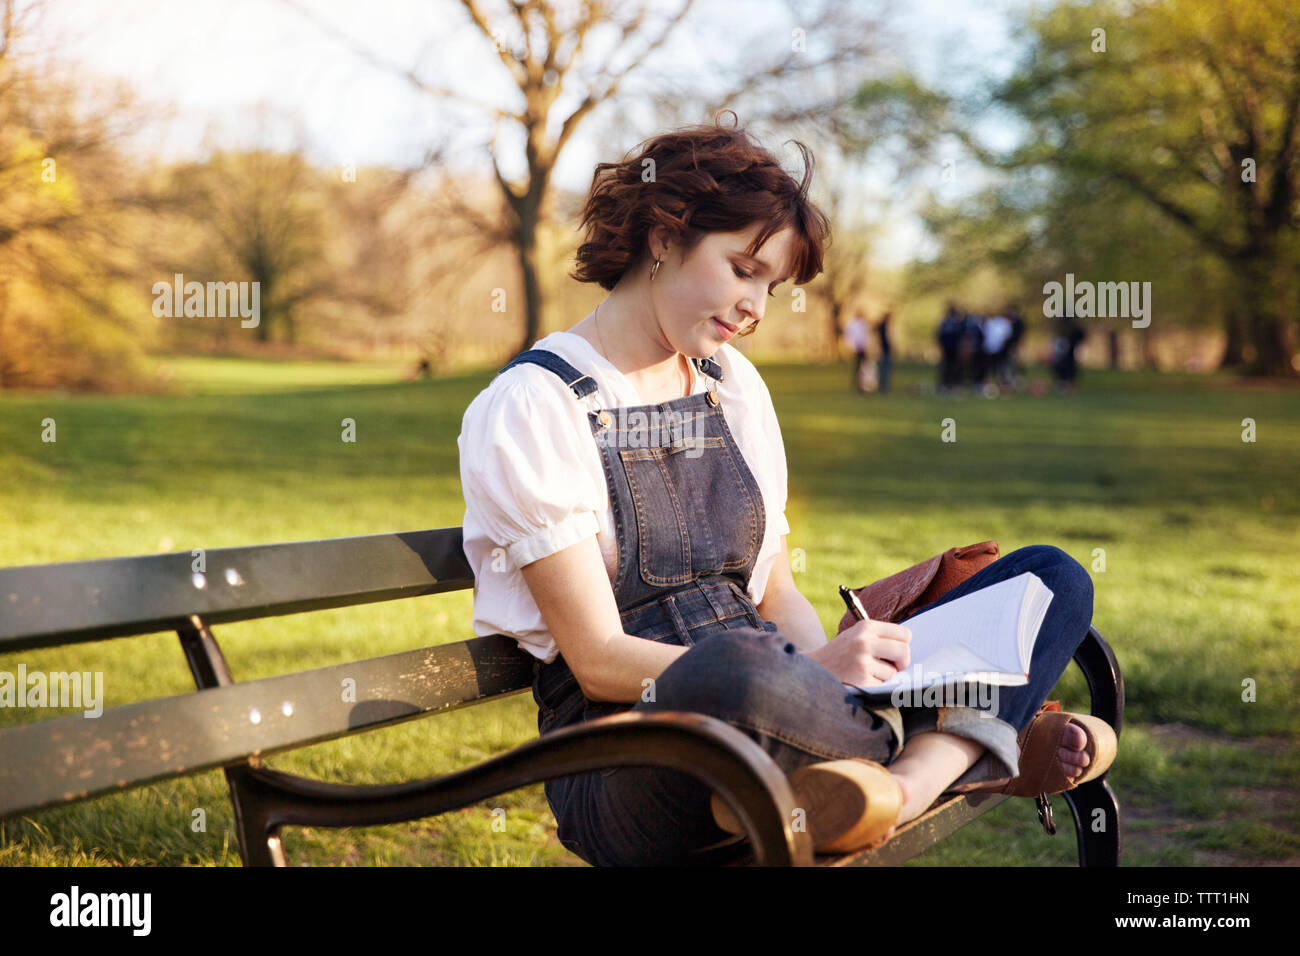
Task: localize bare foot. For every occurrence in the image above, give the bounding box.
[1058,721,1090,780]
[887,772,914,838]
[890,770,930,828]
[887,722,1092,836]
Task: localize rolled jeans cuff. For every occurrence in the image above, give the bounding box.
[899,706,1021,785]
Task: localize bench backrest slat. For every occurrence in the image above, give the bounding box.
[0,633,535,818]
[0,528,474,652]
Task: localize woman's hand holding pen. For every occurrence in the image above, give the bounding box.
[807,618,912,687]
[804,584,912,688]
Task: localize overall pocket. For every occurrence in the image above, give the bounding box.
[619,436,760,587]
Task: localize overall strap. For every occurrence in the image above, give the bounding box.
[497,349,598,398]
[497,347,724,400]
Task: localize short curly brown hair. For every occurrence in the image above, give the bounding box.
[570,112,832,306]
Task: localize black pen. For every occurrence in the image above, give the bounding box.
[838,584,871,623]
[837,585,876,695]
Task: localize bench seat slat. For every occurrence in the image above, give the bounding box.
[0,528,474,651]
[822,792,1009,865]
[0,634,534,818]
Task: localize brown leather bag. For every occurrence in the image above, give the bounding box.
[835,540,1001,633]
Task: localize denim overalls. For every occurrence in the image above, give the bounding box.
[496,346,779,713]
[493,346,1092,866]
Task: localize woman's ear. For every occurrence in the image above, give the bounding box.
[647,225,672,263]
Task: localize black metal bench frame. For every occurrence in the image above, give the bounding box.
[0,528,1123,867]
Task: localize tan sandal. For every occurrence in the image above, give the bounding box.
[710,758,904,854]
[947,705,1117,798]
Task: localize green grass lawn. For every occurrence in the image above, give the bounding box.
[1,355,1297,866]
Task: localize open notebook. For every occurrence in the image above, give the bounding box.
[842,571,1054,699]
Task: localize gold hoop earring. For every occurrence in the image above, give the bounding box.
[650,258,662,282]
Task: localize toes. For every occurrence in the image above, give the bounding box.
[1059,722,1092,778]
[1062,723,1087,751]
[1058,746,1090,774]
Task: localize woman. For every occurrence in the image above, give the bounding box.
[458,114,1113,866]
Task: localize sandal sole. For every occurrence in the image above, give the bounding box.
[710,758,903,854]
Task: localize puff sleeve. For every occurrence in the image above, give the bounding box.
[458,375,602,569]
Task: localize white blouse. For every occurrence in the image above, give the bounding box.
[457,330,791,665]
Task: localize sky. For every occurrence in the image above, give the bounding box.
[25,0,1025,266]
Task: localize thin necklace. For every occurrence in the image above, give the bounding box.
[594,302,689,399]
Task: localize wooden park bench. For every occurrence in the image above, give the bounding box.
[0,528,1124,866]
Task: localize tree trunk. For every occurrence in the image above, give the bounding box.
[516,201,542,357]
[828,300,844,361]
[1218,309,1245,369]
[255,276,273,343]
[1239,252,1297,377]
[1139,327,1159,370]
[1243,311,1293,376]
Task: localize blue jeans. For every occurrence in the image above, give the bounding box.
[548,545,1095,866]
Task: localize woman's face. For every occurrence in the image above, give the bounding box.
[654,222,798,358]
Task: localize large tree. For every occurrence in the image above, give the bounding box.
[154,146,418,353]
[164,149,333,345]
[0,0,161,389]
[285,0,884,356]
[981,0,1300,376]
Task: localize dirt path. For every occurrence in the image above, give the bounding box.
[1126,722,1298,866]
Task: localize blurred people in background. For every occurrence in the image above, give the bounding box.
[937,303,964,393]
[931,299,1037,396]
[875,311,892,394]
[845,311,870,394]
[960,311,986,387]
[982,309,1013,390]
[1051,315,1087,392]
[1005,304,1026,389]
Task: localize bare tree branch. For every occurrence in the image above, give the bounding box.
[279,0,521,120]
